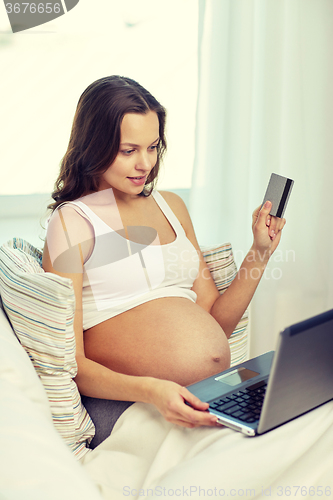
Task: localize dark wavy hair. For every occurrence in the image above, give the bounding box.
[49,76,167,211]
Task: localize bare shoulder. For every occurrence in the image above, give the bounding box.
[48,204,93,237]
[158,189,186,207]
[157,190,192,227]
[45,204,94,267]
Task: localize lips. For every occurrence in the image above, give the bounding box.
[127,175,146,185]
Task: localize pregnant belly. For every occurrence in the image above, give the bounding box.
[83,297,231,386]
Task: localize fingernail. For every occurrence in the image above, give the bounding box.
[265,201,271,209]
[270,229,275,237]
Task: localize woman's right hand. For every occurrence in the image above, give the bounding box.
[146,378,219,428]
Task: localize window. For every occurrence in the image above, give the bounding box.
[0,0,198,195]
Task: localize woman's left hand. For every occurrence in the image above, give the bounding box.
[251,201,286,260]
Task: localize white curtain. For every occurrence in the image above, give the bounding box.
[190,0,333,356]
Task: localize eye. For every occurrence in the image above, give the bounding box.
[122,149,135,155]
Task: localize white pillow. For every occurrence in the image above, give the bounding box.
[0,239,95,459]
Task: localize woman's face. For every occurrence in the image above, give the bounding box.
[98,110,160,197]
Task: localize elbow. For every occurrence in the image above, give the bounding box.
[73,353,88,392]
[222,325,235,340]
[210,306,236,340]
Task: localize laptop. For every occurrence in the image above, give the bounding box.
[187,308,333,436]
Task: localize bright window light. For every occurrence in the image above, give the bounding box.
[0,0,198,195]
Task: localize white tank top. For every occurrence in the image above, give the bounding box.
[65,190,200,330]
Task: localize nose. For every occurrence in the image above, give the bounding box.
[136,151,153,172]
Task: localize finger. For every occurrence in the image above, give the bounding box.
[172,418,218,429]
[177,403,218,427]
[176,412,218,428]
[269,215,278,239]
[270,216,287,239]
[170,394,215,426]
[254,201,272,231]
[261,201,272,219]
[171,416,210,428]
[180,387,209,411]
[160,388,212,426]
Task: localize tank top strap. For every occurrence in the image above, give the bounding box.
[57,200,111,237]
[66,200,98,222]
[151,190,186,237]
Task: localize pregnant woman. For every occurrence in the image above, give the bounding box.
[42,75,285,447]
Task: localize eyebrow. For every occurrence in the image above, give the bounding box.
[120,137,160,148]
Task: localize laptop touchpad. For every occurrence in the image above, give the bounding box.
[215,367,259,386]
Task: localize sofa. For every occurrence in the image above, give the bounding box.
[1,238,333,500]
[0,237,248,498]
[0,304,103,500]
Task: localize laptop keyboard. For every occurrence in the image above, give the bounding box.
[209,380,267,424]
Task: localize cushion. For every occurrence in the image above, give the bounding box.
[0,308,103,499]
[202,243,249,366]
[0,238,95,459]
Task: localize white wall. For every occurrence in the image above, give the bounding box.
[0,194,51,249]
[0,190,190,250]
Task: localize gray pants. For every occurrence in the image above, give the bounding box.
[81,396,134,449]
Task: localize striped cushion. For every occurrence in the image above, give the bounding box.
[202,243,249,366]
[0,239,94,459]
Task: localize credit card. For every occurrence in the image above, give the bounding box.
[262,173,294,218]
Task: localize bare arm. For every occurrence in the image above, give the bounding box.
[209,202,286,336]
[160,192,286,338]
